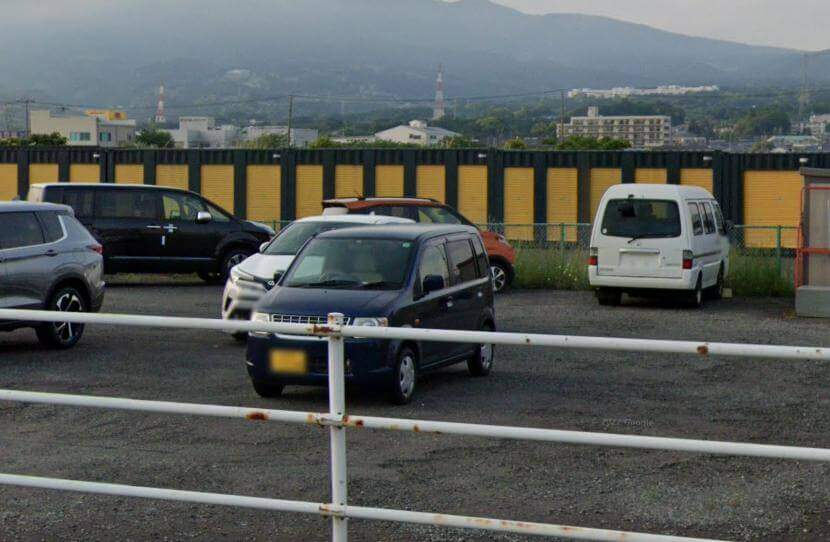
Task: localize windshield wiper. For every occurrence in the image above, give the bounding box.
[358,281,398,290]
[627,233,675,244]
[289,279,359,289]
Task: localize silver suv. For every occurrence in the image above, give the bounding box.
[0,202,105,348]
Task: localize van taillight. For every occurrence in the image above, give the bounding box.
[588,247,598,266]
[88,244,103,255]
[682,250,693,270]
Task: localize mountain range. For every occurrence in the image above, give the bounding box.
[1,0,828,114]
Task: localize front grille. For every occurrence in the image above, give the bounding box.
[270,314,351,326]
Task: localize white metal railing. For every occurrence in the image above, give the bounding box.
[1,308,829,542]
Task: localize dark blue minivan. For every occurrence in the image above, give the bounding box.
[246,224,495,404]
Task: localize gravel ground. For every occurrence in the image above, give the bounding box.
[1,281,830,541]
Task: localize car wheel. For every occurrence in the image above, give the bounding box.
[221,248,253,281]
[36,286,86,349]
[708,266,725,300]
[251,379,284,398]
[490,262,511,293]
[686,275,704,308]
[389,346,417,405]
[467,323,495,377]
[597,288,622,306]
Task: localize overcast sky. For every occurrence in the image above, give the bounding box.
[493,0,829,51]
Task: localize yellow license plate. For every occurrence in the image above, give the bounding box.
[269,350,308,374]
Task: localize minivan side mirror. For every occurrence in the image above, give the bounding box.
[260,241,270,253]
[196,211,212,224]
[723,220,733,234]
[422,274,445,295]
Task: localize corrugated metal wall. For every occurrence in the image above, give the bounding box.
[458,165,488,224]
[635,168,667,184]
[335,165,363,198]
[503,167,534,240]
[0,164,16,200]
[156,165,189,191]
[69,164,100,183]
[547,168,578,241]
[29,164,59,184]
[115,164,143,184]
[743,170,802,248]
[201,165,235,213]
[590,168,622,221]
[296,165,323,218]
[375,165,404,197]
[680,168,713,193]
[246,165,280,223]
[416,165,445,202]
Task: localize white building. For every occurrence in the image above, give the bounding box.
[568,85,719,99]
[767,135,821,153]
[242,125,318,147]
[374,120,459,145]
[164,117,240,148]
[804,114,830,138]
[30,109,136,147]
[557,107,672,148]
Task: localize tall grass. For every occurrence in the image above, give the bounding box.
[512,248,794,297]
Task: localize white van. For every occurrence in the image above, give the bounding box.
[588,184,730,307]
[221,213,413,339]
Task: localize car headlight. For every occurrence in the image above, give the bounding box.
[250,311,271,337]
[230,266,255,284]
[352,317,389,327]
[497,234,509,245]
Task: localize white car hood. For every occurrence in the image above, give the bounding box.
[237,253,295,280]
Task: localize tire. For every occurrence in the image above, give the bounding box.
[707,266,725,300]
[467,323,495,377]
[36,286,87,349]
[597,288,622,306]
[251,379,284,398]
[220,248,253,281]
[389,346,417,405]
[490,261,511,293]
[686,275,704,308]
[232,332,248,343]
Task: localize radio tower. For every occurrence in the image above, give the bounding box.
[432,65,445,121]
[154,83,166,124]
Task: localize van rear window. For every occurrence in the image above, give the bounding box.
[601,199,681,240]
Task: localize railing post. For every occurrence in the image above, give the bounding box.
[327,312,348,542]
[776,225,783,278]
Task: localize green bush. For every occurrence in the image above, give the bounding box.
[513,248,589,290]
[726,251,794,297]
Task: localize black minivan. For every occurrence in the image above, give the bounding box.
[29,183,273,281]
[246,224,496,404]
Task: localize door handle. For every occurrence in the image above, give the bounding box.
[146,225,162,230]
[443,296,454,309]
[164,224,178,233]
[44,249,58,257]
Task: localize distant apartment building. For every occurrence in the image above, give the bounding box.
[374,120,459,145]
[568,85,719,99]
[29,109,136,147]
[804,114,830,138]
[766,135,821,153]
[242,125,318,147]
[164,117,239,148]
[558,107,672,148]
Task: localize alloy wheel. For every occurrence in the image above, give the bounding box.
[53,292,83,343]
[491,265,507,292]
[398,354,416,398]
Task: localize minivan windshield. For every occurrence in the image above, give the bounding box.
[283,238,414,290]
[601,199,681,240]
[264,221,362,256]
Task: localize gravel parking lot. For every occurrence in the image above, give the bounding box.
[2,281,830,541]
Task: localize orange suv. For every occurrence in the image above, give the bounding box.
[321,197,515,292]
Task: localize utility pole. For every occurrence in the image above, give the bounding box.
[23,98,32,137]
[286,95,294,147]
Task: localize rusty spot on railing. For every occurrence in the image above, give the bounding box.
[342,415,364,428]
[245,411,269,421]
[413,424,421,432]
[697,344,709,356]
[311,324,335,335]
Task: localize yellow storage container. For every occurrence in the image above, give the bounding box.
[680,169,713,193]
[156,165,189,191]
[503,167,534,241]
[296,165,324,218]
[200,165,235,214]
[0,164,17,200]
[458,165,487,225]
[246,165,281,223]
[115,164,143,185]
[416,165,445,202]
[69,164,100,183]
[547,168,578,242]
[335,165,363,198]
[590,168,622,221]
[635,168,667,184]
[743,171,801,248]
[375,165,404,198]
[29,164,58,184]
